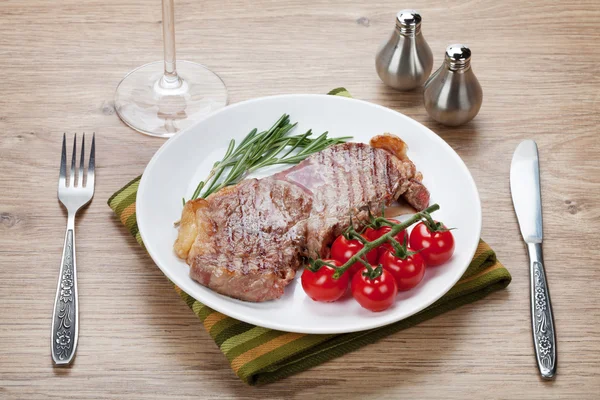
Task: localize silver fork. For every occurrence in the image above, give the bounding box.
[51,133,95,365]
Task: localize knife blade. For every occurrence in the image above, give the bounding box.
[510,140,543,243]
[510,140,557,379]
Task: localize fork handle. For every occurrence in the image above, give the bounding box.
[528,243,557,379]
[51,216,79,365]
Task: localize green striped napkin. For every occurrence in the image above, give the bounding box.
[108,88,511,385]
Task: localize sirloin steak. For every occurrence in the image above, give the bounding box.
[174,134,430,302]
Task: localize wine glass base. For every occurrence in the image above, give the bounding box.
[114,61,228,138]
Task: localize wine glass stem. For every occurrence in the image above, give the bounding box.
[161,0,180,88]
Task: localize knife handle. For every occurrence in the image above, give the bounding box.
[527,243,557,379]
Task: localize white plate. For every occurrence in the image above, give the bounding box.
[137,94,481,334]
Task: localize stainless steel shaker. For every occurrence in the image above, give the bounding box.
[375,10,434,91]
[423,44,483,126]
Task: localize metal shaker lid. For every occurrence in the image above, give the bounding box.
[445,44,472,70]
[395,10,422,35]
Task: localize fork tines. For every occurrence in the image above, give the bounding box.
[60,133,95,189]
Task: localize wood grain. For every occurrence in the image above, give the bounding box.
[1,0,599,398]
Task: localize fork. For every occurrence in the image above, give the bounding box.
[51,133,95,365]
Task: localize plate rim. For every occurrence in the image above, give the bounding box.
[137,93,482,334]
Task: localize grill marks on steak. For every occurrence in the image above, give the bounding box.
[276,142,417,258]
[179,179,312,302]
[174,134,430,302]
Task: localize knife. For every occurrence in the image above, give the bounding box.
[510,140,557,379]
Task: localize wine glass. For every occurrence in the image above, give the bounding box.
[114,0,228,138]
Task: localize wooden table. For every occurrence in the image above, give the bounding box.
[1,0,599,398]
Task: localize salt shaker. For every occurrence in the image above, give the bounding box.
[423,44,483,126]
[375,10,434,91]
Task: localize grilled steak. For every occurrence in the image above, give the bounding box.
[174,134,430,302]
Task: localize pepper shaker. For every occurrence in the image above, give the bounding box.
[375,10,434,91]
[423,44,483,126]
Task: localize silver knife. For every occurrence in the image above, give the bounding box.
[510,140,557,379]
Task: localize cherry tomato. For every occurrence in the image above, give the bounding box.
[301,259,348,302]
[330,235,379,277]
[351,268,397,312]
[364,219,409,257]
[409,221,455,266]
[378,248,425,291]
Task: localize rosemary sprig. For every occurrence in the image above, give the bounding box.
[187,114,351,201]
